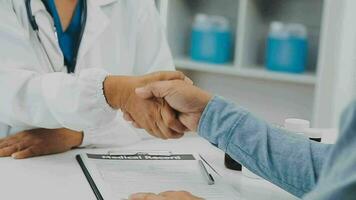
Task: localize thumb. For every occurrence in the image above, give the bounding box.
[135,81,173,99]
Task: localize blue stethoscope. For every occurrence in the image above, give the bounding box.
[25,0,87,73]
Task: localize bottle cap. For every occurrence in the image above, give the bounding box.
[270,21,284,32]
[284,118,310,134]
[269,21,288,38]
[193,14,230,32]
[195,14,209,22]
[193,14,211,30]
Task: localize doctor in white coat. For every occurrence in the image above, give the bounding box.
[0,0,186,158]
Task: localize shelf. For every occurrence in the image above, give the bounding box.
[175,58,317,85]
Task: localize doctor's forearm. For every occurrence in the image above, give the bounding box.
[0,68,117,131]
[198,96,333,197]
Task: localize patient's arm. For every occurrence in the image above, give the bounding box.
[0,128,83,159]
[198,96,333,198]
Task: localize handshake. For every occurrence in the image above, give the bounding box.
[0,71,212,159]
[104,71,213,139]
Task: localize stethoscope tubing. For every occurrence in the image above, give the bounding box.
[25,0,87,73]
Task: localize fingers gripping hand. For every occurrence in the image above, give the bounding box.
[123,102,186,138]
[160,101,186,137]
[117,71,189,139]
[0,129,83,159]
[135,80,212,132]
[122,94,186,139]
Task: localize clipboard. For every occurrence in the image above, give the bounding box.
[76,151,239,200]
[76,151,173,200]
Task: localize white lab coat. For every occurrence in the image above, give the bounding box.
[0,0,175,146]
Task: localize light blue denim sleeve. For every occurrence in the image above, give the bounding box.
[304,101,356,200]
[198,96,333,198]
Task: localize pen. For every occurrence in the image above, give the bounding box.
[199,160,215,185]
[199,154,221,176]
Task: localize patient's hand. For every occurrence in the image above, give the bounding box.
[129,191,204,200]
[134,80,212,132]
[0,128,83,159]
[104,71,189,139]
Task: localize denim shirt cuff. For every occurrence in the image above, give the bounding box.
[197,96,246,149]
[197,96,214,132]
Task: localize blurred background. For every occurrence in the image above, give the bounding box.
[155,0,356,138]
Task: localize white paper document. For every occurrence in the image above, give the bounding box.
[78,153,239,200]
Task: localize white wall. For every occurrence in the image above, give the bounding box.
[314,0,356,128]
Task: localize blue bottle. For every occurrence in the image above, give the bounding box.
[190,14,233,64]
[266,22,308,73]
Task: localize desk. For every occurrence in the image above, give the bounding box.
[0,136,298,200]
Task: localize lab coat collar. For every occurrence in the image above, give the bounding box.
[30,0,118,72]
[30,0,46,15]
[76,0,113,66]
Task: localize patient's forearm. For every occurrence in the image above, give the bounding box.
[198,96,333,197]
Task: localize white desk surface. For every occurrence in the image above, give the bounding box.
[0,135,298,200]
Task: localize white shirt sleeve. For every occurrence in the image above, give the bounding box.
[0,68,117,132]
[0,4,117,133]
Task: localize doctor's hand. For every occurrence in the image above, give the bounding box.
[129,191,203,200]
[135,80,213,132]
[0,128,83,159]
[104,71,190,139]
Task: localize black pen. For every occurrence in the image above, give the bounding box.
[199,160,215,185]
[199,154,221,176]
